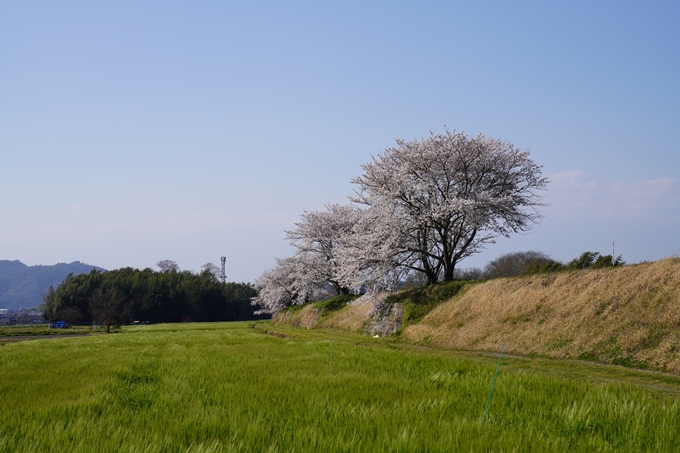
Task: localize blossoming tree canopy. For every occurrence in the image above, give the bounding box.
[285,204,363,296]
[251,255,316,315]
[252,128,548,312]
[348,129,547,285]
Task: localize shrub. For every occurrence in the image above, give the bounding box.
[592,254,625,268]
[386,280,474,326]
[485,251,554,279]
[313,295,360,315]
[523,260,564,275]
[567,252,625,270]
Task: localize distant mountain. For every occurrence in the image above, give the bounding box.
[0,260,106,310]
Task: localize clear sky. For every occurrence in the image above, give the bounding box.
[2,1,679,282]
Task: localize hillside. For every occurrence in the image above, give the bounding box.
[0,260,105,309]
[275,258,680,373]
[405,258,680,372]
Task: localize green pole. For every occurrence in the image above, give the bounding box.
[481,342,506,425]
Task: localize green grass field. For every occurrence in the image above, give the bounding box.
[1,322,680,452]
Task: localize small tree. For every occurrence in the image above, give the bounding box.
[484,251,553,279]
[157,260,179,272]
[250,255,318,315]
[201,263,222,280]
[40,286,58,322]
[89,287,128,333]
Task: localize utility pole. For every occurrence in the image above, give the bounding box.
[16,300,19,325]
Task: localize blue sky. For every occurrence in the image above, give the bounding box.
[1,1,679,282]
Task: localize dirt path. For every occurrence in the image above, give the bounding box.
[0,333,93,343]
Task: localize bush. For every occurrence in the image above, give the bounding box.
[485,251,553,279]
[566,251,600,269]
[386,280,474,326]
[567,252,625,270]
[592,254,625,268]
[523,260,564,275]
[313,295,360,315]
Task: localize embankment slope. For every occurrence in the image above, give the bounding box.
[273,294,385,332]
[405,258,680,372]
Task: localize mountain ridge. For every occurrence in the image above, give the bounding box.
[0,260,106,310]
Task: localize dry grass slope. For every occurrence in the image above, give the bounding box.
[272,305,321,329]
[315,297,375,331]
[405,257,680,373]
[273,296,376,332]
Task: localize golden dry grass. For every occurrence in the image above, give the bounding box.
[274,295,382,332]
[405,257,680,372]
[316,299,373,331]
[272,305,320,329]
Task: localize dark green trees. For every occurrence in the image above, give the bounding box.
[40,267,263,325]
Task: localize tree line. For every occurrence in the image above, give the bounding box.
[450,250,625,282]
[42,262,265,331]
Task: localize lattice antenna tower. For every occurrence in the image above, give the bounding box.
[220,256,226,284]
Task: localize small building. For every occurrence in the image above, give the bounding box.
[19,309,46,324]
[0,309,17,325]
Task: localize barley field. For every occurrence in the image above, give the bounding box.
[1,322,680,452]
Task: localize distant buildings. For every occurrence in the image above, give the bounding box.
[0,309,15,325]
[0,308,46,325]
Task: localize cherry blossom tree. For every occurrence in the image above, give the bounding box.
[346,128,547,285]
[335,206,409,291]
[285,203,363,296]
[250,254,319,314]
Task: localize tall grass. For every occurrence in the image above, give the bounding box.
[1,322,680,452]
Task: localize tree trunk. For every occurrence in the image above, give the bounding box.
[443,262,455,282]
[424,269,439,285]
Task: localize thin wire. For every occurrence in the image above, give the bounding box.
[481,342,506,425]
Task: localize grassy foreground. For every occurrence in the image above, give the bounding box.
[2,322,680,452]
